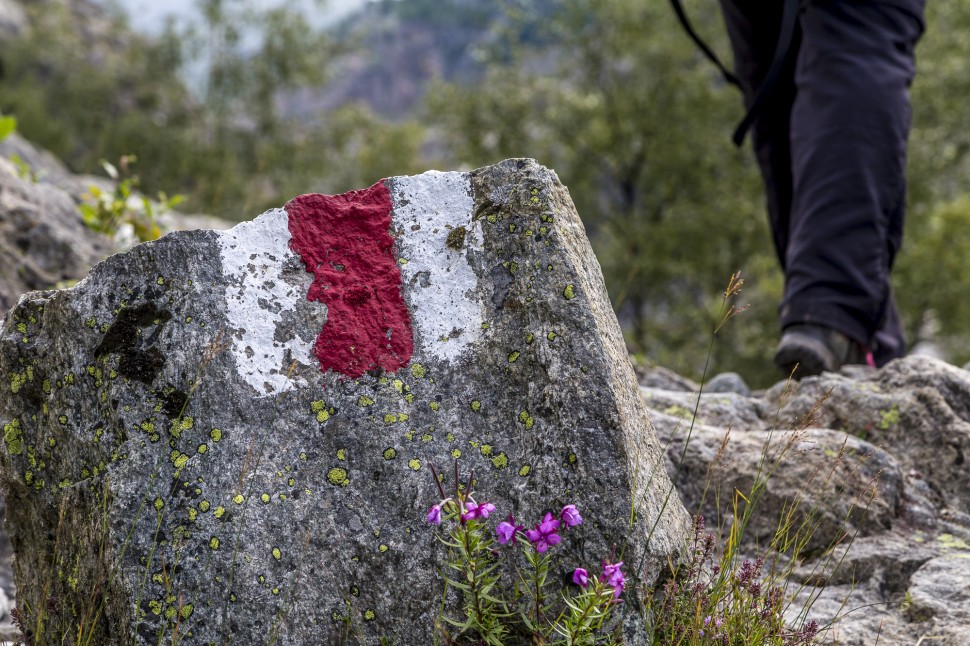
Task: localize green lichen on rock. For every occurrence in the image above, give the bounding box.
[563,284,576,300]
[410,363,427,378]
[327,467,350,486]
[312,400,335,423]
[879,405,900,430]
[3,418,23,455]
[446,226,467,250]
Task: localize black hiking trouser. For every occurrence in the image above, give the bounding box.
[719,0,925,366]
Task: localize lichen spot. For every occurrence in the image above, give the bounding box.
[383,448,397,460]
[446,225,467,250]
[518,464,532,477]
[173,453,189,470]
[199,500,210,512]
[379,544,388,553]
[357,396,375,407]
[429,401,440,412]
[260,493,271,504]
[210,537,220,550]
[337,449,347,461]
[198,444,208,454]
[480,444,493,457]
[188,508,198,522]
[233,494,245,504]
[563,285,576,300]
[154,497,164,511]
[179,604,193,620]
[300,451,308,462]
[408,459,422,471]
[272,547,282,560]
[327,467,350,486]
[214,506,226,519]
[364,609,376,622]
[491,453,508,469]
[451,449,462,459]
[312,400,334,423]
[410,363,427,379]
[157,276,165,286]
[210,428,223,442]
[3,420,24,456]
[547,331,558,341]
[519,411,535,429]
[508,351,521,363]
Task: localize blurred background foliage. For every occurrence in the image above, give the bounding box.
[1,0,968,387]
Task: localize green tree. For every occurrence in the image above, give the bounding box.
[428,0,779,384]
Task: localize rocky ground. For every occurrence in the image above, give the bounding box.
[3,129,969,642]
[644,358,970,645]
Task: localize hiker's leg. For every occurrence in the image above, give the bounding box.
[782,0,924,361]
[718,0,800,268]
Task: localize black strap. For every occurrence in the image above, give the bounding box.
[669,0,740,88]
[731,0,799,146]
[669,0,800,147]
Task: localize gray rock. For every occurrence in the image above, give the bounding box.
[704,371,751,396]
[0,0,28,38]
[639,356,970,644]
[0,159,690,644]
[0,152,113,314]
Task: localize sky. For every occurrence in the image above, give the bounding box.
[104,0,370,33]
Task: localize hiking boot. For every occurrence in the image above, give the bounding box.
[773,324,868,379]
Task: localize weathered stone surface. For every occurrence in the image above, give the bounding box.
[0,148,113,314]
[0,159,690,643]
[641,356,970,644]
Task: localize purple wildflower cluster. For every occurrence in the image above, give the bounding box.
[572,560,626,599]
[495,503,583,553]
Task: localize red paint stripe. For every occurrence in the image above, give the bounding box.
[286,182,414,379]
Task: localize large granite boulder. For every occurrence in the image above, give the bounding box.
[0,159,690,643]
[642,356,970,645]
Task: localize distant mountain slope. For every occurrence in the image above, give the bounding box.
[286,0,557,119]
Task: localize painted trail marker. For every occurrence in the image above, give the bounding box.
[0,160,689,643]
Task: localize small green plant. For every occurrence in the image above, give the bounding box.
[80,156,185,243]
[426,462,622,645]
[0,113,16,141]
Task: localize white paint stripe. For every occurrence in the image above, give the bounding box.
[218,208,315,394]
[392,171,484,363]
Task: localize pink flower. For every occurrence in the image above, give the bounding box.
[496,515,523,545]
[560,504,583,527]
[525,512,563,553]
[537,512,561,535]
[427,504,442,525]
[461,500,497,522]
[572,568,590,588]
[602,561,625,599]
[496,521,516,544]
